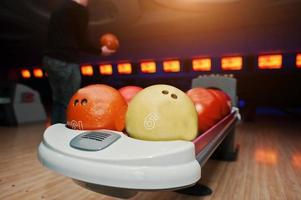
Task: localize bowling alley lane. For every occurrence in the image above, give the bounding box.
[1,115,301,200]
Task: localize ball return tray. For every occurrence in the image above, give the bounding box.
[38,109,239,197]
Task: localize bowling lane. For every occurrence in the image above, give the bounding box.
[0,116,301,200]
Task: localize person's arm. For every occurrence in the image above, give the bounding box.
[75,11,100,55]
[75,11,116,56]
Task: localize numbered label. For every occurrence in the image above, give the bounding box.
[144,113,159,130]
[67,120,83,130]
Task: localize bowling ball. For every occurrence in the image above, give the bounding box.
[186,88,221,133]
[66,84,127,131]
[223,91,232,111]
[208,89,231,118]
[118,86,143,103]
[126,84,198,141]
[100,33,119,51]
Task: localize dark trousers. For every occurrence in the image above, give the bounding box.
[43,56,81,125]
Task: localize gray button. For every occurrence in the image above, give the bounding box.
[70,131,121,151]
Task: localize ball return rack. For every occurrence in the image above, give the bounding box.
[38,76,239,198]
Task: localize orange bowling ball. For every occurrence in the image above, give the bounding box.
[66,84,127,131]
[118,86,143,103]
[100,33,119,51]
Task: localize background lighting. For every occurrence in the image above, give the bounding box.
[118,63,132,74]
[33,68,43,78]
[81,65,94,76]
[221,56,243,70]
[141,61,156,73]
[21,69,31,79]
[258,54,282,69]
[163,60,180,72]
[99,64,113,75]
[192,58,211,71]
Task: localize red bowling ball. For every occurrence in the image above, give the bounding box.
[186,87,221,133]
[118,86,143,103]
[208,89,231,118]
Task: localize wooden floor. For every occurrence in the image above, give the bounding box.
[0,116,301,200]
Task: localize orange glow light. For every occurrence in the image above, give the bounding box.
[221,56,243,70]
[81,65,94,76]
[296,54,301,68]
[163,60,180,72]
[118,63,132,74]
[258,54,282,69]
[99,64,113,75]
[292,153,301,168]
[33,68,43,78]
[21,69,31,79]
[141,61,156,73]
[192,58,211,71]
[255,149,278,165]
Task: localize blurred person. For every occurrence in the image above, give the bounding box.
[43,0,115,124]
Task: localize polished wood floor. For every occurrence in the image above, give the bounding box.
[0,116,301,200]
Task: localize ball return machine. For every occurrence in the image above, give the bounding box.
[38,76,239,198]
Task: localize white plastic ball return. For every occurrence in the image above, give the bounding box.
[38,76,240,198]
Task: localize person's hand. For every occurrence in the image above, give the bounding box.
[101,46,116,56]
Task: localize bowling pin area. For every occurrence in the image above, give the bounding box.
[0,115,301,199]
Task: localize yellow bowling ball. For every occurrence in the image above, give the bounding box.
[126,84,198,141]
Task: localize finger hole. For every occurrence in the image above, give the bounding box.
[162,90,169,95]
[171,94,178,99]
[74,99,79,106]
[81,99,88,106]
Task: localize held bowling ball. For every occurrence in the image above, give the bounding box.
[126,84,198,141]
[186,88,221,133]
[66,84,127,131]
[100,33,119,51]
[208,89,231,118]
[118,86,143,103]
